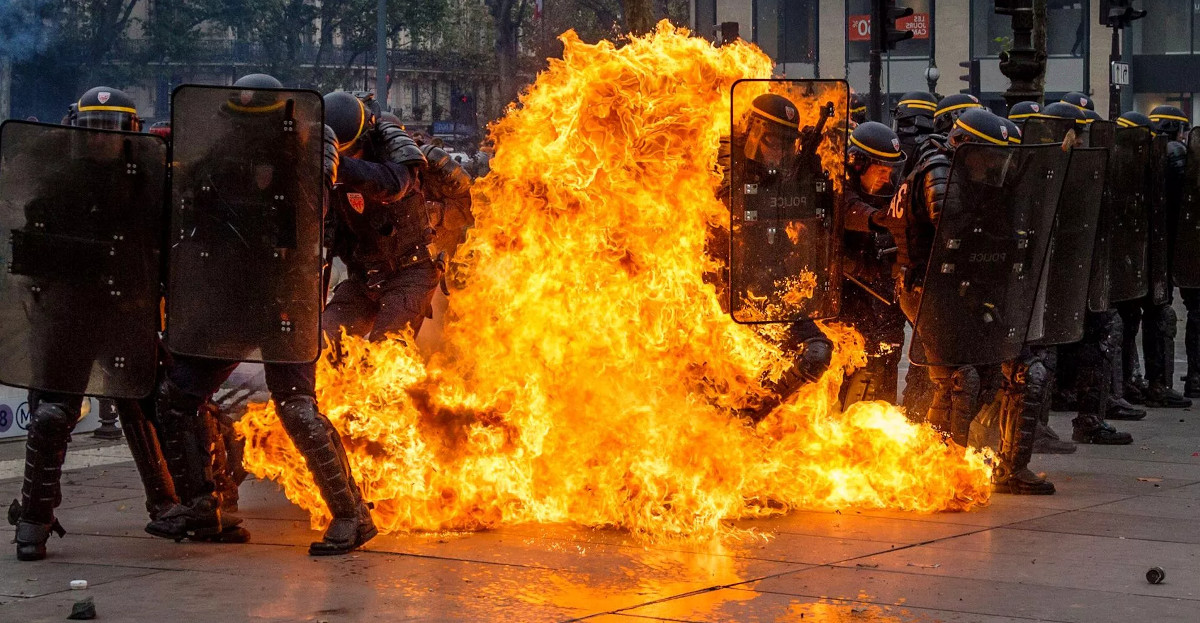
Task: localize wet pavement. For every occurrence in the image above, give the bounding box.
[0,402,1197,623]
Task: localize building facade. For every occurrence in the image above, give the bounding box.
[695,1,1188,121]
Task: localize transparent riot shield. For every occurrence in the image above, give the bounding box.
[1031,148,1108,345]
[1146,134,1171,304]
[1088,120,1116,150]
[728,79,846,323]
[166,85,324,363]
[1087,121,1116,311]
[1021,116,1076,145]
[909,143,1068,367]
[1174,127,1200,288]
[1106,126,1152,303]
[0,121,166,398]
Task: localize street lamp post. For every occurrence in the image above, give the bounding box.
[995,0,1046,110]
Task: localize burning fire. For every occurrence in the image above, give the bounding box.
[238,23,991,541]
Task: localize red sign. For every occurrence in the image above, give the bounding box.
[848,13,931,42]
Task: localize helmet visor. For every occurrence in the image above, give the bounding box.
[744,119,798,169]
[859,160,905,198]
[75,110,137,131]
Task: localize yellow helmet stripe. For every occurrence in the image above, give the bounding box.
[899,99,937,110]
[752,109,800,129]
[77,104,137,114]
[225,100,287,113]
[1008,112,1039,120]
[849,134,901,159]
[337,98,368,153]
[1116,117,1140,128]
[1150,113,1190,123]
[954,119,1008,145]
[936,101,983,116]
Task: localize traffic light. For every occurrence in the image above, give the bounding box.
[871,0,915,52]
[958,59,980,97]
[1099,0,1146,27]
[451,91,477,126]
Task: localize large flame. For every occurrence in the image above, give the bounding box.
[238,23,991,541]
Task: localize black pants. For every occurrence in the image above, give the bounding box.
[840,284,905,404]
[323,262,440,356]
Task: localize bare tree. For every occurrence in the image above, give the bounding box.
[621,0,654,34]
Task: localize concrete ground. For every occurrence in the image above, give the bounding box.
[0,403,1196,623]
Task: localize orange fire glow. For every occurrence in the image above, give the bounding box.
[237,22,991,541]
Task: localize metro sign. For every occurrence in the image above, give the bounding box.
[848,13,931,42]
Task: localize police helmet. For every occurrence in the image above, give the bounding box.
[1001,118,1022,145]
[849,91,868,125]
[947,108,1011,149]
[892,91,937,136]
[1007,101,1041,122]
[1061,91,1095,111]
[223,73,286,117]
[324,91,375,153]
[1041,101,1085,121]
[74,87,141,132]
[1117,111,1152,129]
[847,121,906,199]
[743,93,801,167]
[1080,108,1103,124]
[1149,104,1189,139]
[933,93,983,134]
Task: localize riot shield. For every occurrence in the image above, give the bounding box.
[1088,120,1116,150]
[909,143,1068,367]
[166,85,324,363]
[1106,126,1152,303]
[1087,121,1116,311]
[728,79,846,323]
[1021,116,1076,145]
[1146,134,1171,304]
[1031,148,1108,345]
[1174,127,1200,288]
[0,121,166,398]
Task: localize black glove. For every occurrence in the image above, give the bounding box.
[322,124,340,186]
[375,121,426,168]
[419,144,472,202]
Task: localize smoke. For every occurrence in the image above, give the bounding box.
[0,0,54,61]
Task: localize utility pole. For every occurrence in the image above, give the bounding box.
[870,0,914,121]
[995,0,1046,110]
[375,0,388,111]
[1100,1,1146,119]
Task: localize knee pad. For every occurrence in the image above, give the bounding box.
[276,395,332,452]
[155,377,205,425]
[950,366,980,397]
[27,403,72,442]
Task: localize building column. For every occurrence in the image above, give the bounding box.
[935,0,970,97]
[818,0,846,80]
[1088,0,1111,116]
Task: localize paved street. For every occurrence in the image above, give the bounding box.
[0,403,1197,622]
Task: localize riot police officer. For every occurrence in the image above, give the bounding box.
[849,91,868,126]
[321,90,471,356]
[1117,106,1191,408]
[1060,91,1095,112]
[8,87,181,560]
[1007,101,1042,132]
[884,109,1056,494]
[149,74,376,556]
[840,122,906,405]
[931,93,983,134]
[720,93,834,421]
[891,91,937,172]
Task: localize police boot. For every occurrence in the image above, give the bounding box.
[1072,413,1133,445]
[1186,375,1200,399]
[145,380,240,541]
[1102,396,1147,421]
[114,399,177,520]
[1146,384,1192,408]
[1124,375,1149,405]
[1032,420,1076,454]
[275,396,377,556]
[993,363,1055,495]
[203,405,239,514]
[11,403,72,561]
